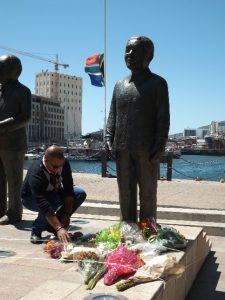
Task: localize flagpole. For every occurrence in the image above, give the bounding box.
[103,0,107,141]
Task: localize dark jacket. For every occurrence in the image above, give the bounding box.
[0,80,31,151]
[106,68,170,152]
[21,158,74,215]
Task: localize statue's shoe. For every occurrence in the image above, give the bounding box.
[0,215,22,225]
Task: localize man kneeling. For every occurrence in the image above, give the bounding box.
[21,145,86,244]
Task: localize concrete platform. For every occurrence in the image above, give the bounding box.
[73,173,225,237]
[21,171,225,236]
[0,213,210,300]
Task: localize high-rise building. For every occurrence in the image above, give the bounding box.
[35,71,82,139]
[28,95,64,145]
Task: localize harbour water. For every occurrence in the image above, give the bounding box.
[23,155,225,182]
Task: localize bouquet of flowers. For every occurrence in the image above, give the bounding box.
[104,245,144,285]
[137,218,161,240]
[116,254,185,291]
[60,243,99,261]
[76,251,105,286]
[95,223,122,250]
[120,222,145,245]
[148,227,187,250]
[44,240,64,259]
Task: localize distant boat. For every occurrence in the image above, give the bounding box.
[205,134,225,149]
[25,153,41,160]
[165,147,181,159]
[65,153,100,161]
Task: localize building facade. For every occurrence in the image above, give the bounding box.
[183,128,197,137]
[35,71,82,139]
[28,95,64,145]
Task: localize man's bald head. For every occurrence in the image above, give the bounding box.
[44,145,64,160]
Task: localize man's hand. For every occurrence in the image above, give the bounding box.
[57,227,71,243]
[61,214,70,228]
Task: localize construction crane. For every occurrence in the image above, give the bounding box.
[0,45,69,72]
[0,45,70,101]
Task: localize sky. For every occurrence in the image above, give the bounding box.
[1,0,225,135]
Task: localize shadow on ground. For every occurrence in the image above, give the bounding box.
[14,220,82,232]
[186,251,225,300]
[14,220,33,231]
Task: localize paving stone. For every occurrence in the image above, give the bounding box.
[20,279,80,300]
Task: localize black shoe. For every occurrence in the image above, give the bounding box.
[30,231,43,244]
[45,224,57,236]
[0,215,22,225]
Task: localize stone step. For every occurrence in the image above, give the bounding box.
[23,202,225,236]
[77,200,225,223]
[73,212,225,237]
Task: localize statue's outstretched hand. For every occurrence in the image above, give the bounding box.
[105,140,112,152]
[105,140,115,160]
[150,150,162,161]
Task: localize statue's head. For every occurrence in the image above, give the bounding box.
[0,55,22,84]
[125,36,154,74]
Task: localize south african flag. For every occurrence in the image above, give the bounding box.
[84,53,104,87]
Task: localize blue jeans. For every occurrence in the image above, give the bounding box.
[22,186,86,234]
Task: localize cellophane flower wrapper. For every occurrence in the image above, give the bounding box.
[76,251,104,284]
[104,245,144,285]
[129,241,168,257]
[120,222,145,245]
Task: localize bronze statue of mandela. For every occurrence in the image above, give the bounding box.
[106,36,170,222]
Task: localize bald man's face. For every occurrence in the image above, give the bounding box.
[44,156,65,174]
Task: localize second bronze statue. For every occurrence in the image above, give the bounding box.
[0,55,31,225]
[106,36,170,222]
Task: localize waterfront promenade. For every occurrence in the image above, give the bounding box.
[73,172,225,210]
[0,172,225,299]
